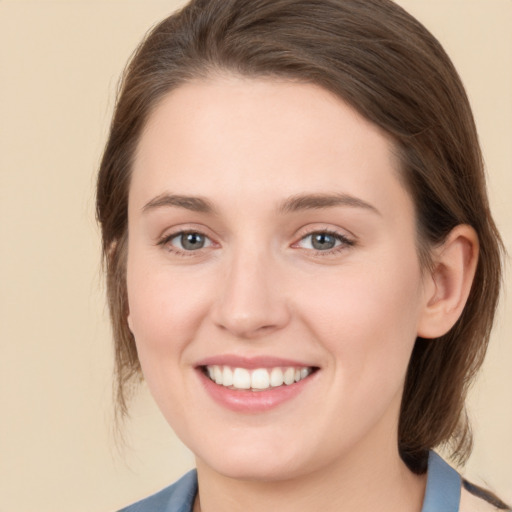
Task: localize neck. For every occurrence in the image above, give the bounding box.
[194,443,426,512]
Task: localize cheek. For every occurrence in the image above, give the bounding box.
[297,251,424,376]
[125,254,215,420]
[126,253,211,360]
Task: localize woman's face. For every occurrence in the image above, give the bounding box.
[126,77,431,481]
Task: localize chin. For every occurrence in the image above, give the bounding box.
[193,436,322,482]
[203,457,307,482]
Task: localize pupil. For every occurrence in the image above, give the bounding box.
[312,233,335,250]
[182,233,205,250]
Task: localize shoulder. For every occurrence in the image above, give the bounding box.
[117,469,198,512]
[460,480,511,512]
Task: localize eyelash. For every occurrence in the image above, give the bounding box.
[157,230,215,257]
[157,229,355,257]
[294,229,355,256]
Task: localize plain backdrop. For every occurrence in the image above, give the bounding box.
[1,1,511,511]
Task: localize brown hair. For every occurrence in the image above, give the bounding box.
[96,0,504,474]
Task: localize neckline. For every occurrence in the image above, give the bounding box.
[124,450,461,512]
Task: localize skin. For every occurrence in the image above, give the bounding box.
[126,76,478,512]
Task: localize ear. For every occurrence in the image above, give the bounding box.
[417,225,479,339]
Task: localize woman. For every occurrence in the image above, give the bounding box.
[96,0,509,510]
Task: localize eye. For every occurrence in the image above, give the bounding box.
[296,231,353,252]
[163,231,213,251]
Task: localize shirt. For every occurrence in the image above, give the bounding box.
[118,451,506,512]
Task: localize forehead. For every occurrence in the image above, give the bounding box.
[130,76,411,220]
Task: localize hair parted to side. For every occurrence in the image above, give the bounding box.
[96,0,503,473]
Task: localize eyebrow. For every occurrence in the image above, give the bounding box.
[141,192,380,216]
[278,193,381,216]
[142,194,216,214]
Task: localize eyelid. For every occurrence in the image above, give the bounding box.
[292,223,355,242]
[155,222,216,243]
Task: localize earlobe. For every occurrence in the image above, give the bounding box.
[417,225,479,339]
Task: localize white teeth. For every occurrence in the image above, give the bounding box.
[205,365,313,390]
[214,365,223,385]
[232,368,251,389]
[284,367,295,385]
[222,366,233,387]
[251,368,270,390]
[270,367,284,387]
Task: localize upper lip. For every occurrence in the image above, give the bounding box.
[195,355,317,369]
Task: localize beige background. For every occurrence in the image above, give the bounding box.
[0,1,510,511]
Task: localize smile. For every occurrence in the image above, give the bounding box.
[203,365,315,391]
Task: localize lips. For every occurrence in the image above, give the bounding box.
[195,356,319,413]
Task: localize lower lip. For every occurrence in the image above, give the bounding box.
[197,369,316,413]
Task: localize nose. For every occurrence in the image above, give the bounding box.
[210,246,291,339]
